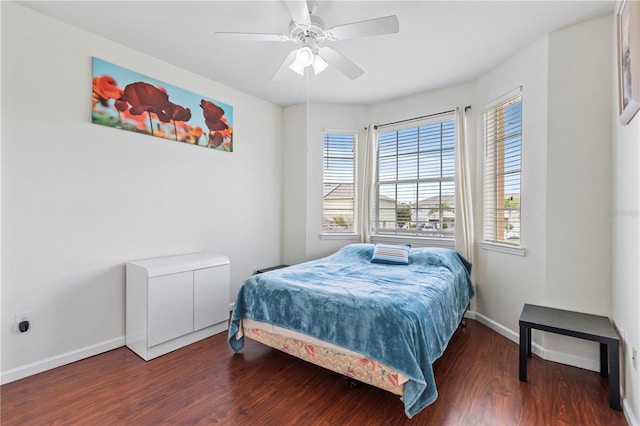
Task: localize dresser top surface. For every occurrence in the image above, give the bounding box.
[127,252,229,277]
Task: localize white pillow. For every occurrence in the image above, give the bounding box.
[371,243,411,265]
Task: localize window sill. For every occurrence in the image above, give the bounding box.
[319,233,361,241]
[479,241,526,256]
[371,235,455,249]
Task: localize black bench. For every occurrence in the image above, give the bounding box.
[519,303,621,411]
[255,265,289,274]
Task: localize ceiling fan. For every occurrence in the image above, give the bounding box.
[215,0,399,80]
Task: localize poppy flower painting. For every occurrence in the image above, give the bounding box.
[92,57,233,152]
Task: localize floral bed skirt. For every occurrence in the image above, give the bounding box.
[241,320,408,395]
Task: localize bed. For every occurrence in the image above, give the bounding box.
[228,243,474,418]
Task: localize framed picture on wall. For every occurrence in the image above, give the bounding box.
[617,0,640,125]
[92,57,234,151]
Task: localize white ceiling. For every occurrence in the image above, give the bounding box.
[16,0,616,107]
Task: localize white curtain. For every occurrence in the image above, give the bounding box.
[359,125,377,243]
[454,107,475,280]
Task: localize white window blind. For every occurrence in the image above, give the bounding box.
[483,91,522,245]
[374,114,456,239]
[323,132,357,234]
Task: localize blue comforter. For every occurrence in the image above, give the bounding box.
[228,243,474,418]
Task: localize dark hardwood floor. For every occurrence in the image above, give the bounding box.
[1,320,627,425]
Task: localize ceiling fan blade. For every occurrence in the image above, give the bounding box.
[317,46,364,80]
[328,15,399,40]
[215,32,290,42]
[272,49,299,81]
[285,0,311,26]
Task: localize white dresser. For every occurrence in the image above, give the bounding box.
[126,252,230,360]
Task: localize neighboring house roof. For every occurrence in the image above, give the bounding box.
[413,193,456,207]
[324,184,395,203]
[323,183,352,199]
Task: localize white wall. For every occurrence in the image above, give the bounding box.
[611,8,640,423]
[282,102,366,264]
[474,35,549,335]
[366,82,476,130]
[611,112,640,425]
[1,2,283,382]
[281,103,308,265]
[476,15,620,369]
[544,15,614,359]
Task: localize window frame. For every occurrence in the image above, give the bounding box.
[321,129,359,238]
[481,88,526,256]
[372,113,456,244]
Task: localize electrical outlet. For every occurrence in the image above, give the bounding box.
[633,347,638,371]
[15,312,31,333]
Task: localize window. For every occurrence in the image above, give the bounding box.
[374,114,455,239]
[322,131,357,234]
[483,91,522,246]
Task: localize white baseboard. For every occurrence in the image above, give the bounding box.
[472,311,520,344]
[624,405,639,426]
[542,346,600,372]
[0,336,125,385]
[472,311,599,372]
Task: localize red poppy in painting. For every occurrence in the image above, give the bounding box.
[208,131,224,148]
[156,102,192,123]
[200,99,229,131]
[92,75,123,108]
[121,82,170,116]
[171,104,192,122]
[114,99,129,112]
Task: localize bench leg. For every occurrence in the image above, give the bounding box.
[600,343,608,377]
[608,341,621,411]
[519,323,528,382]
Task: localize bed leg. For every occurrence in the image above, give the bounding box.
[461,303,470,328]
[344,377,358,388]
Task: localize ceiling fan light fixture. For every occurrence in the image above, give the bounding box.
[217,3,399,81]
[312,54,328,75]
[295,46,314,67]
[289,46,317,76]
[289,60,306,76]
